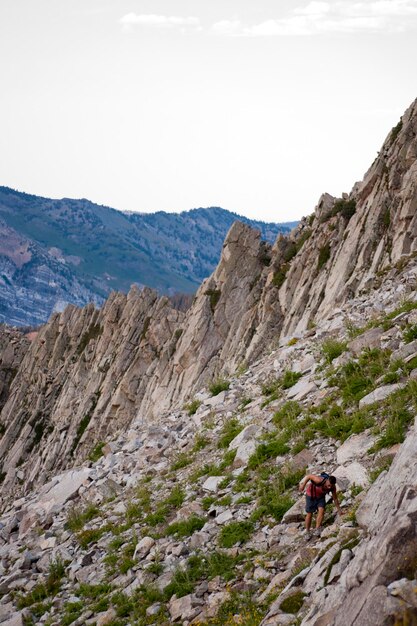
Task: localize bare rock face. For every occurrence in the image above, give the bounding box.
[0,327,30,413]
[0,287,184,502]
[276,98,417,336]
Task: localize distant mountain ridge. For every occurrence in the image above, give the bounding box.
[0,186,297,326]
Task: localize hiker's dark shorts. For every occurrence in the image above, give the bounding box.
[306,495,326,513]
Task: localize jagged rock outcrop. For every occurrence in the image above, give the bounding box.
[0,288,184,501]
[276,98,417,335]
[0,327,30,412]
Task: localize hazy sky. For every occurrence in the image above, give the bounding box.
[1,1,416,221]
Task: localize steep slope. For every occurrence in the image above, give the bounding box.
[0,187,293,326]
[0,100,416,505]
[1,261,417,625]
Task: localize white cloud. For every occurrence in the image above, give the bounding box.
[120,13,201,30]
[212,0,417,36]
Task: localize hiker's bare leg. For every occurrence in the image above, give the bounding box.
[316,507,325,528]
[305,512,313,531]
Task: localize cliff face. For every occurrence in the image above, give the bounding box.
[0,99,416,503]
[276,98,417,336]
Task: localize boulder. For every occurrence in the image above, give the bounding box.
[233,440,257,468]
[287,379,317,401]
[336,432,376,465]
[287,448,314,471]
[282,498,305,524]
[333,462,369,488]
[134,537,155,560]
[359,383,403,408]
[348,328,383,355]
[169,594,202,622]
[215,510,234,525]
[202,476,225,492]
[228,424,259,449]
[96,608,117,626]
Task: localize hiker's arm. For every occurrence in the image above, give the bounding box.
[299,474,319,492]
[332,488,343,515]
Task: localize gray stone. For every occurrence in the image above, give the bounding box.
[336,432,376,465]
[359,383,403,408]
[333,462,369,488]
[134,537,155,560]
[96,608,117,626]
[228,424,258,449]
[348,328,384,355]
[1,614,23,626]
[282,498,305,524]
[215,510,234,525]
[169,593,202,622]
[288,448,314,471]
[233,440,257,468]
[202,476,225,492]
[287,379,317,400]
[391,339,417,361]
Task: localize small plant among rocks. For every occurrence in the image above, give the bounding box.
[218,520,254,548]
[209,376,230,396]
[185,398,202,416]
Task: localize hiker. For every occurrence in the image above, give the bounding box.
[299,472,342,534]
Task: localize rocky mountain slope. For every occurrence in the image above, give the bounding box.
[0,100,416,501]
[1,264,417,626]
[0,188,294,327]
[0,98,416,626]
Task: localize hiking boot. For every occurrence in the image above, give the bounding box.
[312,528,322,537]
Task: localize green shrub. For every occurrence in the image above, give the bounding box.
[218,521,254,548]
[369,457,393,482]
[171,452,194,471]
[281,370,302,389]
[273,401,302,427]
[205,591,264,626]
[192,433,210,451]
[165,515,206,538]
[66,503,100,532]
[248,438,290,469]
[16,557,65,609]
[218,417,243,448]
[283,241,297,262]
[390,119,403,142]
[272,265,289,288]
[280,591,306,614]
[296,228,312,252]
[205,289,221,312]
[144,505,169,527]
[88,441,105,462]
[328,348,391,406]
[165,485,186,508]
[77,525,111,549]
[209,377,230,396]
[61,602,83,626]
[403,324,417,344]
[371,398,412,450]
[185,398,202,416]
[321,339,347,363]
[317,243,331,271]
[332,199,356,221]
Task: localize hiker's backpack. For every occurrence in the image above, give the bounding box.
[310,472,330,498]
